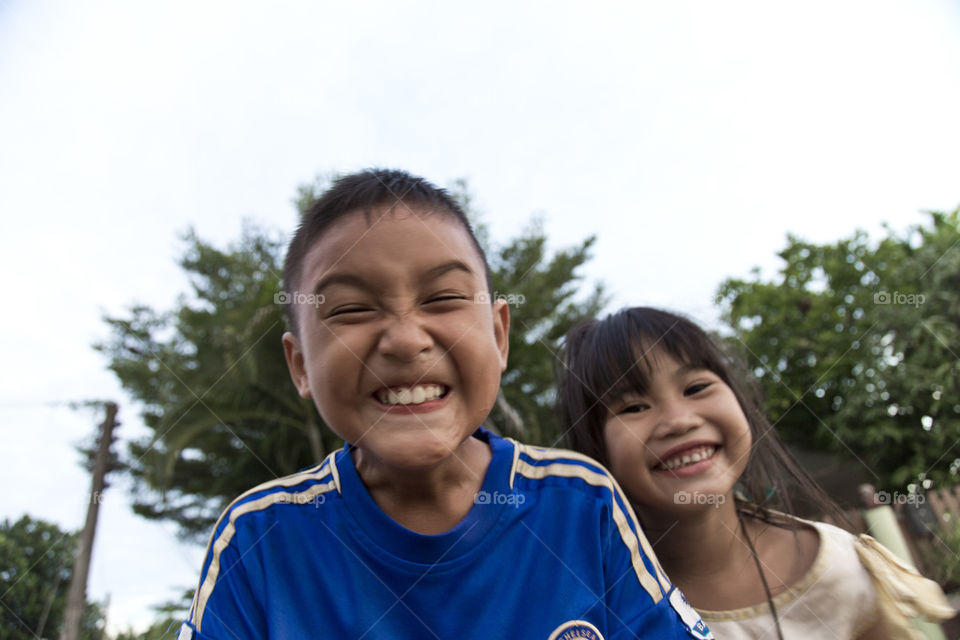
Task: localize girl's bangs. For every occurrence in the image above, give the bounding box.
[593,320,724,407]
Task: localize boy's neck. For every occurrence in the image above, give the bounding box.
[352,434,492,535]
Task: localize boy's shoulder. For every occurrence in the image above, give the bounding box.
[187,452,343,633]
[208,450,343,535]
[504,435,704,634]
[502,435,626,502]
[211,433,624,528]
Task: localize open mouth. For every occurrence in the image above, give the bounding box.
[374,384,449,406]
[654,445,718,472]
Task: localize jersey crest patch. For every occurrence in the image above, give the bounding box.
[548,619,604,640]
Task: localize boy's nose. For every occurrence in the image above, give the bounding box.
[377,313,433,361]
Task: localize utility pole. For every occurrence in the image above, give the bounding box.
[60,402,118,640]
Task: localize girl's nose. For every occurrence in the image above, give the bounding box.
[653,401,702,439]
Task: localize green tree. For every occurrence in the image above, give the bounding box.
[97,223,326,542]
[488,216,607,446]
[113,589,192,640]
[0,516,104,640]
[717,208,960,490]
[113,619,180,640]
[98,177,605,541]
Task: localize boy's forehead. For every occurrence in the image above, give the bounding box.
[299,206,485,287]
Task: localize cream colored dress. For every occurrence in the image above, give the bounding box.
[697,519,953,639]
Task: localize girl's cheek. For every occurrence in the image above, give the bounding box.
[605,423,646,469]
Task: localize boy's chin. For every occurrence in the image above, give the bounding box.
[361,429,480,472]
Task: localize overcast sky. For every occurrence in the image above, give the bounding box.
[2,0,959,633]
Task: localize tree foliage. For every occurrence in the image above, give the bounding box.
[489,216,607,446]
[98,177,605,541]
[717,208,960,490]
[113,619,180,640]
[0,516,104,640]
[96,223,327,542]
[113,589,193,640]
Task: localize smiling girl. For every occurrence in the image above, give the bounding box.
[558,307,953,639]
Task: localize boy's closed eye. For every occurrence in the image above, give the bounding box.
[324,290,472,320]
[422,291,470,307]
[325,303,377,321]
[332,305,373,314]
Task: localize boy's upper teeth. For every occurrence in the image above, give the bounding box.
[658,446,716,471]
[377,384,445,405]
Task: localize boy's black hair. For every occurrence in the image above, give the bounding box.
[282,168,493,334]
[557,306,847,525]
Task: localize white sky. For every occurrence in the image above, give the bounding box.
[1,0,959,633]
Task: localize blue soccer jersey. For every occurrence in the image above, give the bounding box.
[180,428,712,639]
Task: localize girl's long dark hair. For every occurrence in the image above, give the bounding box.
[557,306,847,526]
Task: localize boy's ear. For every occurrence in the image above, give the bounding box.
[492,299,510,372]
[282,331,313,399]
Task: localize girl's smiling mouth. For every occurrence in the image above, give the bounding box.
[653,444,720,474]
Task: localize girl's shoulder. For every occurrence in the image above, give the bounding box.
[852,528,955,634]
[739,506,823,586]
[766,513,876,604]
[699,512,879,638]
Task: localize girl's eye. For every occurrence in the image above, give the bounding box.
[684,382,712,396]
[426,294,466,303]
[619,403,649,414]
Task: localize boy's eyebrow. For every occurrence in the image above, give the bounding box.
[311,260,475,297]
[312,273,370,297]
[423,260,475,280]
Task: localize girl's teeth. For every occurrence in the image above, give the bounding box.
[661,446,716,471]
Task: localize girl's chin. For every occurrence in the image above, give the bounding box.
[648,481,733,511]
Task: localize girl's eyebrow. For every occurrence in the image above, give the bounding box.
[671,362,707,379]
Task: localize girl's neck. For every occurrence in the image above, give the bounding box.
[645,499,749,582]
[646,501,821,612]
